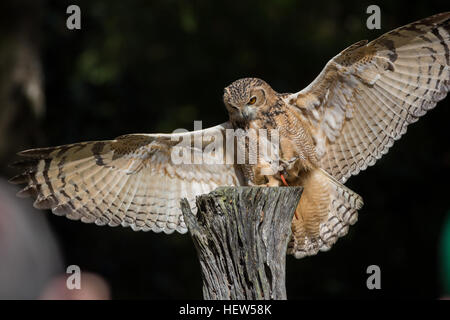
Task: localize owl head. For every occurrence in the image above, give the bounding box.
[223,77,275,124]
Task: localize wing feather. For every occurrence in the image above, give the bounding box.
[286,12,450,182]
[10,122,244,234]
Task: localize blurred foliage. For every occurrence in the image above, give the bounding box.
[0,0,449,298]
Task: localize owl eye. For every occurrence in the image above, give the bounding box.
[248,96,257,105]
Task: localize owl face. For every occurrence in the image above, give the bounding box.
[223,78,271,123]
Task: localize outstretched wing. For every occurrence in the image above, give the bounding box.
[9,122,245,234]
[285,12,450,183]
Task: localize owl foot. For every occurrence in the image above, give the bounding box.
[278,157,298,174]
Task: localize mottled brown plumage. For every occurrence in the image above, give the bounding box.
[10,13,450,258]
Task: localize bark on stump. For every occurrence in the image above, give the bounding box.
[180,186,303,300]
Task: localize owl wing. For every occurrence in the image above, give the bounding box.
[285,12,450,183]
[9,122,245,234]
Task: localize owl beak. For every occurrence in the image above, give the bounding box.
[242,105,256,121]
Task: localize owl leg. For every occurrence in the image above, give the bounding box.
[265,175,281,187]
[254,159,282,186]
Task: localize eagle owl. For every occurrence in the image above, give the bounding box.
[10,13,450,259]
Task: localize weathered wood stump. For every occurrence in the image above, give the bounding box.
[180,186,303,300]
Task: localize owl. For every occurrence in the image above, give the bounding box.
[10,12,450,259]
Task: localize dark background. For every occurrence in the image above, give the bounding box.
[0,0,449,299]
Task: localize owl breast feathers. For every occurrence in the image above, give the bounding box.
[10,12,450,258]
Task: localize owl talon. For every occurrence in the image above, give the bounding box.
[278,157,298,173]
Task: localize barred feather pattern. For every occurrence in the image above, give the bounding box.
[10,123,244,234]
[288,169,363,258]
[286,12,450,183]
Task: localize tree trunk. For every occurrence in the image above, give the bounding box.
[180,186,302,300]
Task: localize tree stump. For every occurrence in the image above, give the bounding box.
[180,186,303,300]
